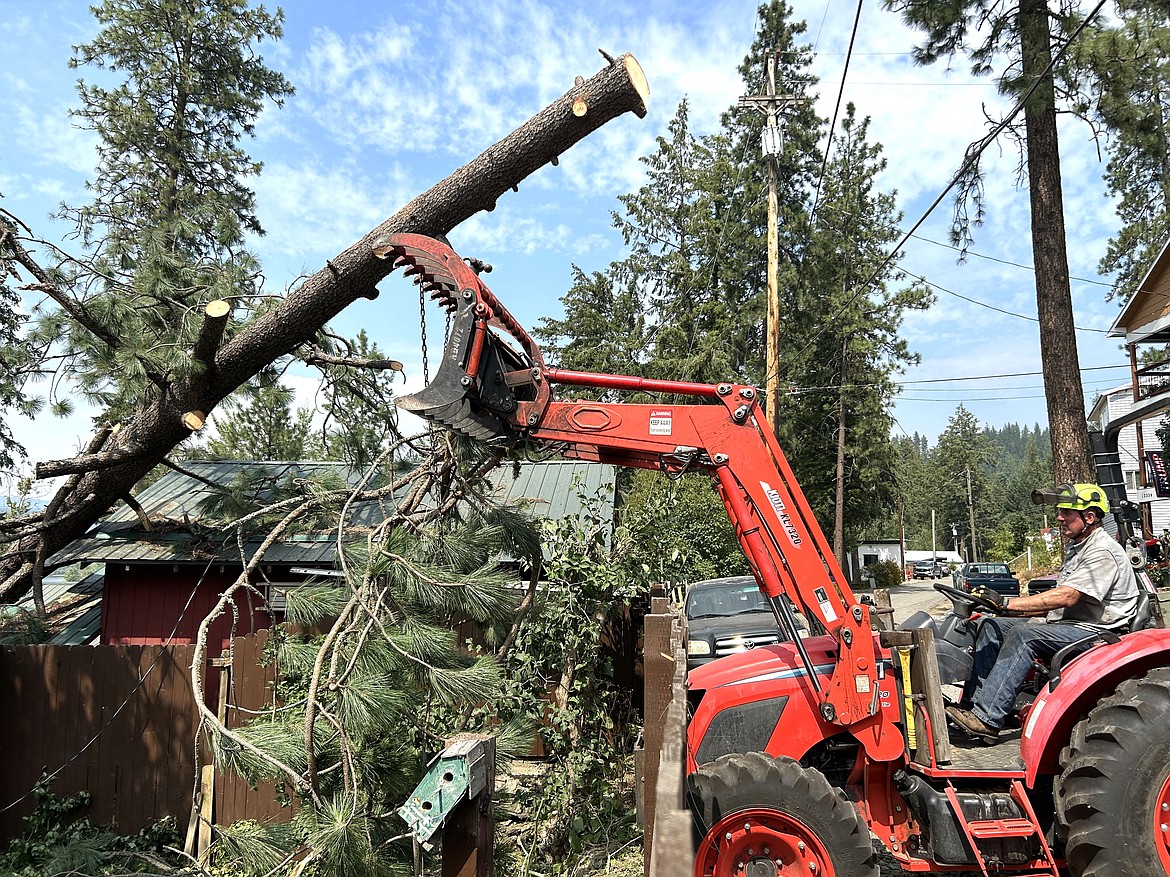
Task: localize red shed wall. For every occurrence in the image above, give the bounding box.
[101,565,274,658]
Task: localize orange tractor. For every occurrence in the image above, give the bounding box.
[380,233,1170,877]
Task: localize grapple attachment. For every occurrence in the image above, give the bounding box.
[373,233,551,442]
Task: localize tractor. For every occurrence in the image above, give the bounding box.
[379,233,1170,877]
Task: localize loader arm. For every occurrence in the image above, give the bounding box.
[376,233,902,759]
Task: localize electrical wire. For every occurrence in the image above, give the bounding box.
[910,233,1115,288]
[904,270,1111,332]
[788,0,1112,370]
[899,363,1128,384]
[810,0,866,220]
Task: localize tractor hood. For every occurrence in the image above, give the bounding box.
[686,634,838,691]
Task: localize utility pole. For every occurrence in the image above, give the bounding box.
[739,51,805,436]
[951,523,960,558]
[931,509,937,561]
[966,467,978,563]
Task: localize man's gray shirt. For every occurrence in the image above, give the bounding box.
[1049,526,1139,631]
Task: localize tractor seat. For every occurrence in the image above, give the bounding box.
[1036,590,1154,692]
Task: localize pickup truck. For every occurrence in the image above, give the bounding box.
[954,562,1020,596]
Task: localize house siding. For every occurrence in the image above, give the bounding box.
[1093,387,1170,533]
[101,565,274,654]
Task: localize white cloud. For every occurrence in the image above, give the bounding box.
[457,211,572,255]
[250,159,414,271]
[14,104,99,176]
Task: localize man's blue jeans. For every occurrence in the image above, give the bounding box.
[963,617,1100,730]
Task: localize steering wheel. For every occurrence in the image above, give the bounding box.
[934,583,1003,613]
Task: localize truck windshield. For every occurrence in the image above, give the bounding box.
[686,585,769,619]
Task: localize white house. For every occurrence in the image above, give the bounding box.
[1088,384,1170,533]
[850,541,964,585]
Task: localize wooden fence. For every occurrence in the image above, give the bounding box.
[640,595,692,876]
[1,614,691,872]
[0,643,199,840]
[215,630,294,827]
[0,634,303,844]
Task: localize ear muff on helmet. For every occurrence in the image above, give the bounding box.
[1031,482,1109,516]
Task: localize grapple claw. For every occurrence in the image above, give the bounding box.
[378,234,551,442]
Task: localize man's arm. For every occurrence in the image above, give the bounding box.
[1004,586,1082,617]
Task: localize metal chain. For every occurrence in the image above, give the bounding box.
[418,287,429,385]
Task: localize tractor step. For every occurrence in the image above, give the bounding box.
[966,817,1044,839]
[945,780,1061,876]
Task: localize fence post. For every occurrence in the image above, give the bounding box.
[641,596,674,873]
[646,608,691,877]
[439,734,495,877]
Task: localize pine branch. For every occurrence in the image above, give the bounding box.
[2,229,123,352]
[302,347,404,371]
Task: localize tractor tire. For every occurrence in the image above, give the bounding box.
[1057,667,1170,876]
[687,751,877,877]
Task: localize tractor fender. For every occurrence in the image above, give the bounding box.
[1021,627,1170,784]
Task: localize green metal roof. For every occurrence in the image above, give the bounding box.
[49,459,616,568]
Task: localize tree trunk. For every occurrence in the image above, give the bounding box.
[1019,0,1093,483]
[0,55,650,602]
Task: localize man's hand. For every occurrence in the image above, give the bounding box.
[969,585,1008,613]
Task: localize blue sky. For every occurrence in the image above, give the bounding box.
[0,0,1135,492]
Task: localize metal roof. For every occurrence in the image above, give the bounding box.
[6,569,104,646]
[49,459,616,568]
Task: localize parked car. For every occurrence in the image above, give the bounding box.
[913,559,949,579]
[956,562,1021,596]
[684,576,796,671]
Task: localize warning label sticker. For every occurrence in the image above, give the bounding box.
[649,410,672,436]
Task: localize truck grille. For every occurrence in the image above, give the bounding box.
[715,633,781,656]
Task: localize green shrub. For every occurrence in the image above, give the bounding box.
[867,560,905,589]
[0,775,180,875]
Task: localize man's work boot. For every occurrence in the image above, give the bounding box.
[945,705,1001,744]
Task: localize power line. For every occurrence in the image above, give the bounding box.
[909,233,1115,288]
[810,0,866,219]
[905,270,1111,332]
[781,363,1128,396]
[899,363,1128,385]
[898,393,1049,402]
[791,0,1111,363]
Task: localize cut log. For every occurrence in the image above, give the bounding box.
[0,54,650,602]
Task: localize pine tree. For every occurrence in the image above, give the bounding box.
[34,0,293,419]
[0,213,45,472]
[1072,2,1170,303]
[198,382,318,461]
[313,330,404,468]
[611,100,747,386]
[534,266,648,395]
[931,406,998,560]
[885,0,1095,482]
[773,105,932,558]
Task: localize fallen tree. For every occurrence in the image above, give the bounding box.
[0,53,649,602]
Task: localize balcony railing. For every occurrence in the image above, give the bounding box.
[1135,357,1170,401]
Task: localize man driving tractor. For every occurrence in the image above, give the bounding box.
[946,483,1140,743]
